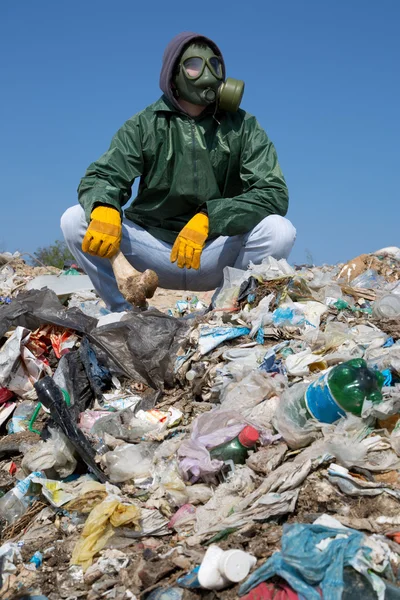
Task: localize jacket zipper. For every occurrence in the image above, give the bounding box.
[190,119,198,199]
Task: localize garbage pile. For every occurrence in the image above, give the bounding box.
[0,247,400,600]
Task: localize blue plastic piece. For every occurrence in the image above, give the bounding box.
[29,551,43,568]
[146,588,184,600]
[383,337,395,348]
[256,327,264,344]
[382,369,393,387]
[239,523,365,600]
[177,566,201,588]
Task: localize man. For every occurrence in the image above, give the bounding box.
[61,32,296,312]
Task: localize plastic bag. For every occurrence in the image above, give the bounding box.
[273,382,321,449]
[247,256,295,280]
[21,428,77,478]
[152,460,189,507]
[71,492,141,571]
[101,442,157,483]
[220,369,278,411]
[239,294,274,337]
[211,346,267,399]
[0,289,96,340]
[92,408,159,442]
[212,267,248,310]
[90,309,188,390]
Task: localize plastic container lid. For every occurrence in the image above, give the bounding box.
[238,426,259,448]
[219,549,254,583]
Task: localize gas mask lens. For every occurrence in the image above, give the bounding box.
[183,56,223,80]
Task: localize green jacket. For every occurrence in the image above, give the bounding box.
[78,96,289,244]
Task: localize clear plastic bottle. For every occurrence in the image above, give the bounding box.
[0,471,43,524]
[7,401,37,434]
[209,426,259,464]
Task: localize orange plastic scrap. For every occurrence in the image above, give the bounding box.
[386,531,400,545]
[28,325,78,359]
[49,328,78,358]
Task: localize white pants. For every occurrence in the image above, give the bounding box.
[61,205,296,312]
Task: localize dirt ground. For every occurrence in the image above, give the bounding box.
[149,288,214,313]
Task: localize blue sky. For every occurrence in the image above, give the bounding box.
[1,0,399,266]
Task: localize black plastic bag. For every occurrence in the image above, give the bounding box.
[0,289,96,339]
[89,309,188,390]
[79,336,112,397]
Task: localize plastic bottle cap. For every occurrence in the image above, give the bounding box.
[238,426,259,448]
[219,549,253,583]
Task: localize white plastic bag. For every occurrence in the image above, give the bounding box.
[21,428,77,478]
[101,442,157,483]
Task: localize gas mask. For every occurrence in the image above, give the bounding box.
[174,43,244,112]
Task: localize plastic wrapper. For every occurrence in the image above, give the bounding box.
[350,269,386,290]
[0,387,14,404]
[186,483,213,505]
[246,443,288,475]
[0,327,52,400]
[391,421,400,457]
[168,504,196,532]
[328,463,400,500]
[211,346,267,399]
[101,442,157,483]
[53,351,93,421]
[32,475,109,508]
[79,410,111,433]
[21,427,77,478]
[198,325,251,356]
[78,337,112,398]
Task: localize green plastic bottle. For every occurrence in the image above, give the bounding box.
[305,358,385,423]
[209,426,259,464]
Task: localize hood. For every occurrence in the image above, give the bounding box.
[159,31,226,111]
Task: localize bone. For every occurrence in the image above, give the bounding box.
[109,250,158,308]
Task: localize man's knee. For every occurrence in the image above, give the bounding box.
[250,214,297,259]
[60,205,85,246]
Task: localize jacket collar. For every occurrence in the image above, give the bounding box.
[153,95,219,121]
[153,95,179,113]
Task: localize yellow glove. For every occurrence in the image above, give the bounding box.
[82,206,122,259]
[170,213,209,270]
